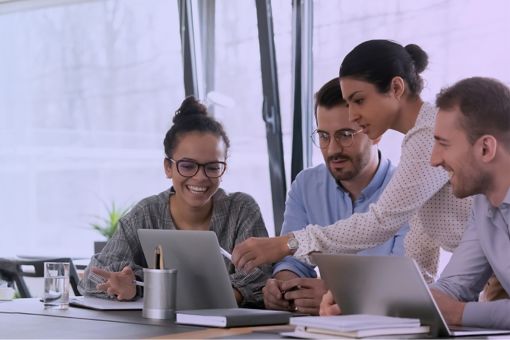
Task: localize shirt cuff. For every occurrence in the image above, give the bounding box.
[292,228,316,265]
[272,263,303,278]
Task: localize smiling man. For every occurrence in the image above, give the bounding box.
[262,78,409,315]
[429,77,510,329]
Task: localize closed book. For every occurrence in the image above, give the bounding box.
[289,314,429,338]
[176,308,292,328]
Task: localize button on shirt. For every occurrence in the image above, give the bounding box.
[274,155,409,278]
[293,102,473,282]
[431,191,510,329]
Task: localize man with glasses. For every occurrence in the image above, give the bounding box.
[262,78,409,314]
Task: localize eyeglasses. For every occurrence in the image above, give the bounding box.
[167,158,227,178]
[310,129,363,149]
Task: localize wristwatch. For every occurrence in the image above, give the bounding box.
[287,236,299,254]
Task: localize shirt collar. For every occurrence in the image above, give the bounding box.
[484,188,510,218]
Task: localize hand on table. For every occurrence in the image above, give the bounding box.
[91,266,137,301]
[319,290,341,316]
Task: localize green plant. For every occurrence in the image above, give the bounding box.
[90,202,130,240]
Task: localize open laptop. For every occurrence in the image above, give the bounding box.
[138,229,237,310]
[313,254,510,337]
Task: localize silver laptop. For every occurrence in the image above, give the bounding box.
[138,229,237,310]
[313,254,510,337]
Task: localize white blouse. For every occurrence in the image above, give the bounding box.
[293,102,473,282]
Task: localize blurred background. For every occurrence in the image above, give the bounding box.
[1,0,509,277]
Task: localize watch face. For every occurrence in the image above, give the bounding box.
[288,238,299,250]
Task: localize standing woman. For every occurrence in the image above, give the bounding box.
[79,96,271,307]
[233,40,472,283]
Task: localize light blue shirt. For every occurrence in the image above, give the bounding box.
[432,190,510,329]
[274,154,410,277]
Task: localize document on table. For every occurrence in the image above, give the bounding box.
[70,296,143,310]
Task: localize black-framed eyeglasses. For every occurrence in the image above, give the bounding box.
[167,158,227,178]
[310,129,363,149]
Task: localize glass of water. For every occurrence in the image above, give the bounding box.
[43,262,70,309]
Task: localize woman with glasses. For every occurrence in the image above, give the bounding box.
[233,40,472,288]
[79,96,271,307]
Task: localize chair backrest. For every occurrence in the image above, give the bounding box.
[0,257,81,298]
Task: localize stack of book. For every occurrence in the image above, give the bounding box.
[283,314,430,338]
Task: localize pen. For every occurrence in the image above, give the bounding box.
[154,245,164,269]
[132,280,144,287]
[219,246,232,261]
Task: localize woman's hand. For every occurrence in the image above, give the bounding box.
[92,266,137,301]
[232,236,291,273]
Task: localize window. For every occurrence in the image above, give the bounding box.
[0,0,184,257]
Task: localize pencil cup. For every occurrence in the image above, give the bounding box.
[142,268,177,320]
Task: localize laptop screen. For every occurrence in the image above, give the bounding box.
[313,254,510,337]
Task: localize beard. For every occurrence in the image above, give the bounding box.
[451,168,490,199]
[327,151,370,182]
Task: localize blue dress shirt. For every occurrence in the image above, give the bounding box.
[274,155,410,278]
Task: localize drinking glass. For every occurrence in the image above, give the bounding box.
[43,262,70,309]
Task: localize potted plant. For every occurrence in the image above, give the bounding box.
[90,202,130,253]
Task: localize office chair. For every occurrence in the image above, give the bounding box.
[0,257,82,298]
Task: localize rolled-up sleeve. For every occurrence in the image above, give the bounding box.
[78,214,146,297]
[463,300,510,329]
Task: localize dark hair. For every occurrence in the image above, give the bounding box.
[163,96,231,158]
[314,77,346,120]
[436,77,510,145]
[339,40,428,97]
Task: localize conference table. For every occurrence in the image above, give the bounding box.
[0,298,292,339]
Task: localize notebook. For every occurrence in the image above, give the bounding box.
[313,254,510,337]
[176,308,292,328]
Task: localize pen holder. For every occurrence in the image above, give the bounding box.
[142,268,177,320]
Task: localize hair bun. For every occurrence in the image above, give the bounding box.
[405,44,428,74]
[173,96,208,124]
